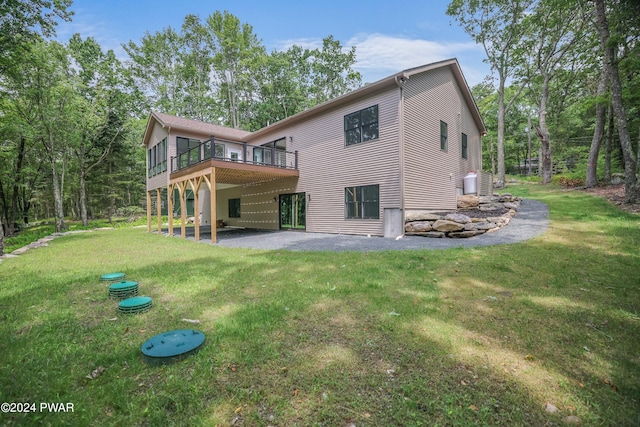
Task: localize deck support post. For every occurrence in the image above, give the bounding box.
[168,184,174,237]
[156,188,162,233]
[146,190,152,233]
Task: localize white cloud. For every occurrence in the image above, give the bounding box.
[347,33,485,83]
[276,33,489,86]
[349,33,473,69]
[275,37,324,51]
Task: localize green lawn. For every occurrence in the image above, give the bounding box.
[1,184,638,426]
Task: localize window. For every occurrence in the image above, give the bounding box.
[344,105,379,146]
[461,133,468,159]
[177,137,201,168]
[148,148,153,177]
[158,138,167,172]
[440,120,448,151]
[228,198,241,218]
[203,140,226,160]
[229,150,240,161]
[345,185,379,219]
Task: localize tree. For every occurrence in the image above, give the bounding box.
[250,39,362,130]
[180,15,214,122]
[10,41,75,232]
[307,36,361,104]
[69,34,128,226]
[0,0,72,254]
[447,0,534,187]
[206,10,265,130]
[123,26,185,116]
[524,0,589,183]
[586,62,608,187]
[0,0,72,73]
[593,0,639,202]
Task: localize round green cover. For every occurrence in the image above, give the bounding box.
[141,329,205,359]
[101,272,125,281]
[119,296,152,309]
[109,281,138,291]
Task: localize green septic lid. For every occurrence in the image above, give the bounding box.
[118,296,152,313]
[101,272,126,281]
[141,329,205,365]
[109,281,138,291]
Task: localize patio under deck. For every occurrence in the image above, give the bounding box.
[147,160,299,243]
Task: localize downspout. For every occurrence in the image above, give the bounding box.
[395,74,408,236]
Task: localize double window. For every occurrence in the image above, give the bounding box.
[147,138,167,177]
[345,185,379,219]
[344,105,379,146]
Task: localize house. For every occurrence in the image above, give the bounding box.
[143,58,491,243]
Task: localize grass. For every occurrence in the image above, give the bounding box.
[3,216,171,254]
[0,183,638,426]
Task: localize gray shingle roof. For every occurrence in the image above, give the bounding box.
[151,112,252,141]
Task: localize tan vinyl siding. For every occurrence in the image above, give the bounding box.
[144,60,485,237]
[216,178,298,229]
[403,67,483,210]
[146,124,169,191]
[249,87,401,236]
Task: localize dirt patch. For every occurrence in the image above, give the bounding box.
[581,184,640,215]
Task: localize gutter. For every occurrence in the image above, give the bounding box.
[395,74,408,237]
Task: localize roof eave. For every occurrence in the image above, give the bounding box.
[142,112,163,147]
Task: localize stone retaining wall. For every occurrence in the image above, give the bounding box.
[404,193,522,238]
[0,228,114,261]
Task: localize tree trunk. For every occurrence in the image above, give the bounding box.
[0,180,8,235]
[79,170,88,226]
[637,122,640,177]
[8,136,27,234]
[496,75,506,187]
[536,74,553,184]
[0,215,4,256]
[594,0,638,203]
[51,160,66,232]
[586,64,608,187]
[490,135,496,177]
[108,161,114,223]
[527,116,532,176]
[604,103,613,183]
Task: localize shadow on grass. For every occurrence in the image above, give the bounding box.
[0,199,638,425]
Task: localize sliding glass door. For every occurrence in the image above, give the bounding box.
[279,193,306,230]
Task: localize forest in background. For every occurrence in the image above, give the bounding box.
[0,0,638,254]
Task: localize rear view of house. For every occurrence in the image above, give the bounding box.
[143,58,491,242]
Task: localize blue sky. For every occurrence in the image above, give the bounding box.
[56,0,491,86]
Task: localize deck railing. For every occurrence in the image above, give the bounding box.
[170,137,298,173]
